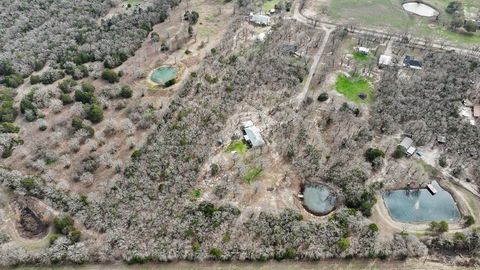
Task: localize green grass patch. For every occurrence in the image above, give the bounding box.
[243,167,262,184]
[325,0,480,45]
[260,0,280,11]
[225,139,248,154]
[352,51,369,62]
[335,74,373,104]
[190,188,202,200]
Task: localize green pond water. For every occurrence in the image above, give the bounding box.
[383,181,460,223]
[150,67,176,84]
[303,185,336,215]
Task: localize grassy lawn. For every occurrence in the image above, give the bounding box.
[335,74,373,104]
[244,167,262,184]
[352,51,369,62]
[259,0,280,11]
[225,139,248,154]
[325,0,480,45]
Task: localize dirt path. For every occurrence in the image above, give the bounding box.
[292,25,334,108]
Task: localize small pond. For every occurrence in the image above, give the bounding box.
[150,66,176,85]
[303,185,337,215]
[383,181,460,223]
[402,2,439,17]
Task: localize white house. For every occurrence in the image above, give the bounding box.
[378,55,392,66]
[356,47,370,55]
[249,14,270,26]
[241,120,265,148]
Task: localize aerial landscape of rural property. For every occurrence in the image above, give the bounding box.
[1,0,480,269]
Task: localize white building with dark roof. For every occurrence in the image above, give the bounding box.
[356,47,370,55]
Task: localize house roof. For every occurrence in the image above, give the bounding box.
[244,126,265,147]
[400,137,413,150]
[356,47,370,54]
[379,55,392,66]
[241,120,254,128]
[474,105,480,118]
[250,14,270,25]
[403,55,423,68]
[463,99,474,107]
[281,44,298,54]
[406,146,416,155]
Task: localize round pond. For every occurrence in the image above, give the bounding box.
[303,185,337,215]
[150,66,176,85]
[402,2,439,17]
[383,181,460,223]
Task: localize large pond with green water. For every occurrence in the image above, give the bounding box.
[383,181,460,223]
[150,66,176,85]
[303,185,336,215]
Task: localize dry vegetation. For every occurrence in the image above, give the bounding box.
[0,0,480,268]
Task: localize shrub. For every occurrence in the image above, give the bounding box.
[75,90,96,104]
[30,75,41,85]
[120,85,133,98]
[192,241,201,252]
[4,74,24,88]
[446,1,463,14]
[0,122,19,133]
[72,116,84,130]
[209,248,222,258]
[59,78,77,93]
[439,156,448,168]
[68,228,81,242]
[20,178,35,189]
[222,232,231,243]
[465,20,478,32]
[40,69,64,85]
[53,215,74,234]
[0,60,14,76]
[198,201,216,217]
[204,74,218,84]
[191,188,201,199]
[210,163,220,176]
[131,149,142,161]
[86,104,104,123]
[48,233,60,245]
[81,82,95,93]
[337,237,350,251]
[0,89,17,123]
[317,92,329,102]
[368,223,379,232]
[365,148,384,162]
[101,69,119,83]
[164,78,176,87]
[283,248,296,259]
[430,221,449,234]
[60,93,74,105]
[464,215,475,227]
[392,145,406,159]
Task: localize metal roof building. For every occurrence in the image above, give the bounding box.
[356,47,370,55]
[378,55,392,66]
[474,105,480,118]
[241,120,265,148]
[249,14,270,26]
